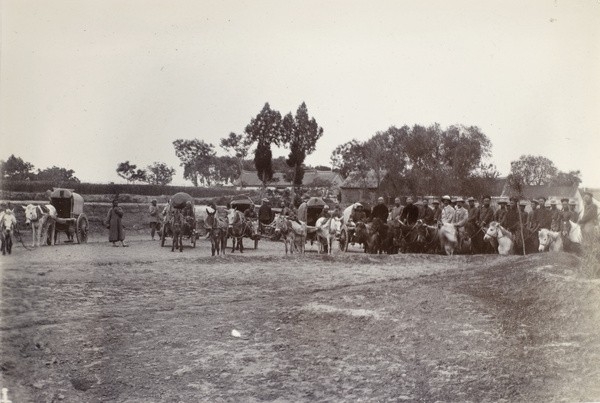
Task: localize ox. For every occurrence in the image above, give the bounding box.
[23,204,57,247]
[484,221,514,255]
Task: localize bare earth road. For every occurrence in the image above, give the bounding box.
[1,236,599,402]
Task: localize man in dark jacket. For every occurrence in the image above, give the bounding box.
[400,197,419,225]
[537,198,552,230]
[477,196,494,228]
[371,197,389,222]
[419,198,435,225]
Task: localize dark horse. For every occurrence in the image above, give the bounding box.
[171,209,183,252]
[206,209,228,256]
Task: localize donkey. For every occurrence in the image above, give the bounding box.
[23,204,57,247]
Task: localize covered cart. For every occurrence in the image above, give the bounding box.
[338,202,371,252]
[161,192,197,248]
[298,197,327,244]
[230,194,259,249]
[49,188,88,244]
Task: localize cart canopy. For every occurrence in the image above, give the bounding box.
[230,195,255,211]
[50,188,84,218]
[171,192,194,209]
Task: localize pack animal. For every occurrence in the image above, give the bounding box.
[171,209,184,252]
[315,216,342,254]
[23,204,57,247]
[227,209,247,253]
[206,209,228,256]
[438,223,458,256]
[273,214,306,254]
[484,221,514,255]
[0,210,18,255]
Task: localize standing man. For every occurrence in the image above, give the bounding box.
[400,196,419,225]
[579,192,599,241]
[149,199,161,240]
[504,198,520,234]
[467,197,479,227]
[440,195,455,224]
[371,197,389,222]
[390,197,403,221]
[527,199,540,231]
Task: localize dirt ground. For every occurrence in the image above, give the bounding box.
[1,233,599,402]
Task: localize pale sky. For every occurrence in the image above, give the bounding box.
[1,0,599,187]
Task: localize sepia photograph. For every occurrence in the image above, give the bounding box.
[1,1,599,401]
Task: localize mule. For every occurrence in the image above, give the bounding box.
[315,216,341,254]
[438,223,458,255]
[206,209,228,256]
[171,209,184,252]
[23,204,57,247]
[227,209,246,253]
[1,210,18,255]
[484,221,514,255]
[397,221,420,253]
[273,214,306,254]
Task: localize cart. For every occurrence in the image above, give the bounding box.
[338,202,371,252]
[299,197,327,245]
[161,192,197,248]
[230,195,259,249]
[48,188,88,244]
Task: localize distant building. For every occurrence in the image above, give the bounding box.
[339,170,386,205]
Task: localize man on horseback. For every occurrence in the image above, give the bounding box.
[419,198,435,225]
[440,195,455,224]
[432,200,442,224]
[400,197,419,225]
[453,198,468,250]
[371,197,389,222]
[568,200,579,222]
[391,198,403,221]
[537,198,552,230]
[494,199,508,227]
[550,200,561,232]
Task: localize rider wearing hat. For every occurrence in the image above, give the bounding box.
[494,199,508,227]
[568,199,579,222]
[466,197,479,227]
[579,191,599,240]
[440,195,455,224]
[549,199,561,231]
[536,197,552,230]
[418,198,435,225]
[476,196,494,228]
[431,199,442,224]
[350,203,367,223]
[453,198,469,249]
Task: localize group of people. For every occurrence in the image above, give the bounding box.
[343,192,599,251]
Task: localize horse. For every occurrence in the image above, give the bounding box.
[171,209,184,252]
[315,216,341,254]
[438,223,458,256]
[383,220,401,254]
[206,208,228,256]
[484,221,515,255]
[1,210,18,255]
[369,218,388,254]
[397,221,420,253]
[538,228,564,252]
[23,204,57,247]
[417,223,440,254]
[464,222,488,254]
[560,219,583,253]
[273,214,306,254]
[244,218,260,249]
[227,209,247,253]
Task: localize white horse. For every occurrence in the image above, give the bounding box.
[438,223,458,256]
[315,216,342,254]
[538,228,564,252]
[23,204,57,247]
[484,221,514,255]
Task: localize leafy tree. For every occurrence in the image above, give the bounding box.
[314,165,332,171]
[36,166,80,183]
[330,140,369,179]
[173,139,216,186]
[145,162,175,185]
[282,102,324,186]
[116,161,147,183]
[244,103,283,188]
[0,155,35,180]
[219,132,252,179]
[507,155,557,186]
[550,170,581,187]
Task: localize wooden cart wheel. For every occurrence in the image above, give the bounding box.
[339,228,348,252]
[75,214,89,244]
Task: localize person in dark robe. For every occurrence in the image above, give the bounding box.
[106,199,127,247]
